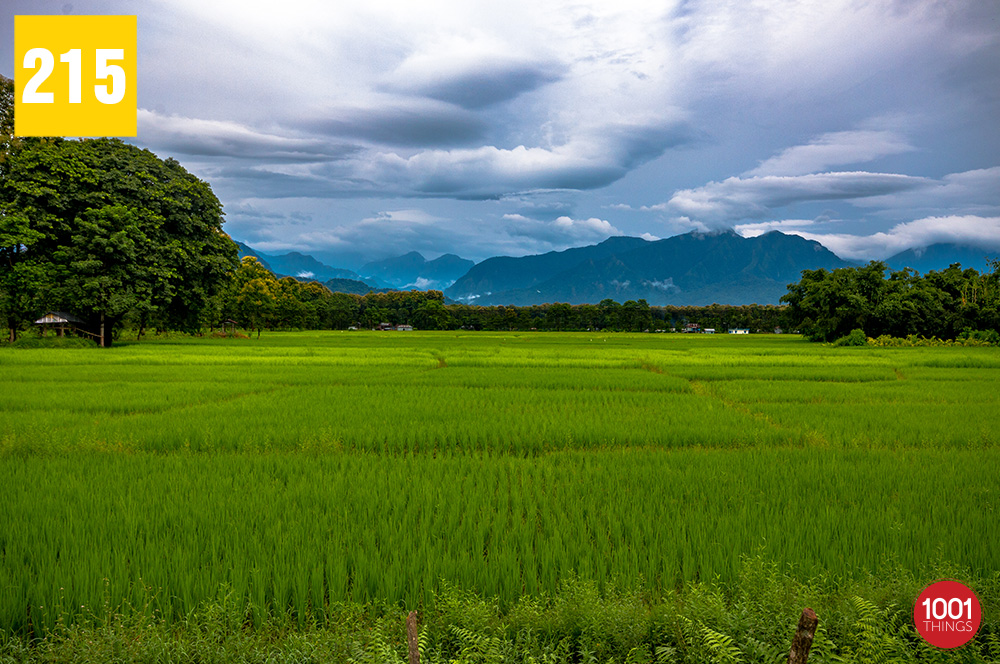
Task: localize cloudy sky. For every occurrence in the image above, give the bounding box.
[4,0,1000,269]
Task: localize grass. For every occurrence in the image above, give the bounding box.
[1,331,997,661]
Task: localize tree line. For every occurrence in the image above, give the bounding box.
[215,257,787,334]
[781,260,1000,341]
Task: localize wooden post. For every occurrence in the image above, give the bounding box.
[787,607,818,664]
[406,610,420,664]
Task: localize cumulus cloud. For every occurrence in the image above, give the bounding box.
[502,214,621,247]
[668,172,930,224]
[734,219,820,238]
[789,215,1000,260]
[746,130,914,177]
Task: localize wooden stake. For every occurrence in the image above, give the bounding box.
[787,607,818,664]
[406,610,420,664]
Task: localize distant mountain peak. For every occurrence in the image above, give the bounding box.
[361,251,474,289]
[446,230,849,306]
[235,242,366,283]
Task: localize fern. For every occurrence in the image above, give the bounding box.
[698,623,744,664]
[846,596,912,664]
[654,644,677,663]
[449,624,507,663]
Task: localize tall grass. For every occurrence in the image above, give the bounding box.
[1,448,996,634]
[1,331,997,640]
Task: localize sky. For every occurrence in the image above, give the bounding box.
[4,0,1000,270]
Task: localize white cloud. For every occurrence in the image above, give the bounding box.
[854,167,1000,214]
[668,172,930,224]
[788,215,1000,260]
[734,219,819,238]
[502,214,622,247]
[746,130,914,177]
[380,35,565,108]
[671,0,968,102]
[136,110,351,161]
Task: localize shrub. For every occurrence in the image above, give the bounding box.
[833,329,868,347]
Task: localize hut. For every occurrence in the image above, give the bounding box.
[33,311,86,337]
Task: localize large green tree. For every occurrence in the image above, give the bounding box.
[782,260,1000,341]
[0,84,238,344]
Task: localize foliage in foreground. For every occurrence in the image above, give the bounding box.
[1,559,997,664]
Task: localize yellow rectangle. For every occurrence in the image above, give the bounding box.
[15,15,137,137]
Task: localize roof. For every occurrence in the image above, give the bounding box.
[34,311,85,325]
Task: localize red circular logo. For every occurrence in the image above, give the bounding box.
[913,580,982,648]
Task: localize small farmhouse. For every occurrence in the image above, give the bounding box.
[33,311,86,337]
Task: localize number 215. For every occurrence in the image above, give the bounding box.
[22,48,127,105]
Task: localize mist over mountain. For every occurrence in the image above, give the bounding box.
[236,242,366,282]
[885,243,1000,274]
[359,252,475,289]
[445,231,851,306]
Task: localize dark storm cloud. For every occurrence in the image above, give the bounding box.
[190,117,698,201]
[136,110,359,162]
[382,56,565,109]
[294,100,487,147]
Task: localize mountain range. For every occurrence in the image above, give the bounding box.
[235,234,999,306]
[235,242,364,282]
[885,243,997,274]
[446,231,851,306]
[359,252,474,289]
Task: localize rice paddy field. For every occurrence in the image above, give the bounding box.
[1,331,998,660]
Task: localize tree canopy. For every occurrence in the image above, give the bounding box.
[0,77,238,344]
[781,260,1000,341]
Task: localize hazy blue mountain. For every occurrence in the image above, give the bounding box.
[360,251,475,289]
[446,231,851,306]
[236,241,365,282]
[235,241,274,272]
[885,243,1000,274]
[446,236,649,300]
